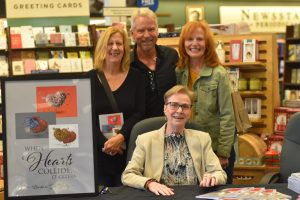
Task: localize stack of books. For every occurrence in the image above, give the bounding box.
[288,173,300,194]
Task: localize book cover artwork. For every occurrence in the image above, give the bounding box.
[99,113,123,139]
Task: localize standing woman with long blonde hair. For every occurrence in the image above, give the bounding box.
[88,26,145,186]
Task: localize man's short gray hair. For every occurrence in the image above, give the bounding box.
[131,8,158,31]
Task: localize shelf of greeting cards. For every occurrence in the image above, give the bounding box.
[222,62,266,71]
[9,46,94,51]
[239,90,266,99]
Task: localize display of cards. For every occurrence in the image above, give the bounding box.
[35,33,49,47]
[0,35,7,50]
[60,59,72,73]
[229,40,243,62]
[0,56,9,76]
[36,60,49,70]
[21,34,35,48]
[64,33,77,47]
[49,33,63,46]
[32,27,44,37]
[36,51,49,60]
[82,58,93,72]
[77,24,88,33]
[23,59,36,74]
[51,50,64,59]
[70,58,82,72]
[227,68,239,92]
[21,50,35,59]
[66,51,79,59]
[59,25,72,33]
[78,32,91,46]
[12,61,25,75]
[243,39,258,62]
[10,34,22,49]
[79,51,91,59]
[288,44,296,61]
[48,58,62,70]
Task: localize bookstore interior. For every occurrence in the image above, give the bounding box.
[1,0,300,199]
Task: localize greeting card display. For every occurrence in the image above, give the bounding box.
[1,74,97,199]
[229,40,243,62]
[243,39,258,62]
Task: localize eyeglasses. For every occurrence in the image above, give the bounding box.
[166,102,192,111]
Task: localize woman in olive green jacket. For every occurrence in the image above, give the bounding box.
[176,20,236,183]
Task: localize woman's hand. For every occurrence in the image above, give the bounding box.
[103,134,125,156]
[148,182,174,196]
[218,156,229,169]
[200,173,218,187]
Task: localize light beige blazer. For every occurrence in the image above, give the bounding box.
[122,125,227,189]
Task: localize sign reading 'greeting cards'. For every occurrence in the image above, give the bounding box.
[6,0,89,19]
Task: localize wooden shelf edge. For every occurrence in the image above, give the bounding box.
[239,91,266,98]
[286,37,300,41]
[223,61,265,66]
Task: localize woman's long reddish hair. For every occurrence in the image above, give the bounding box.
[177,20,220,69]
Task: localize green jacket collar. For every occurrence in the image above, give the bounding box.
[182,64,213,78]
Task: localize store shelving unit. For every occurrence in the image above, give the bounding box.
[283,25,300,92]
[214,33,280,136]
[6,26,94,76]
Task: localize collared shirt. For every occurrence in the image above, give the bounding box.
[160,133,198,186]
[131,45,179,117]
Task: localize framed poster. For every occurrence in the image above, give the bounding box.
[186,5,205,23]
[1,74,98,199]
[90,0,104,17]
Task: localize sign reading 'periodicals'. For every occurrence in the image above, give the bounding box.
[220,6,300,33]
[6,0,89,18]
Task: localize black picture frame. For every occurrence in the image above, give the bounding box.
[1,73,98,199]
[0,0,5,18]
[89,0,104,17]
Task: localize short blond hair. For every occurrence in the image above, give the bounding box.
[94,26,130,72]
[130,8,158,31]
[164,85,195,104]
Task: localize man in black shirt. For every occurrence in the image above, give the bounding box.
[130,8,179,118]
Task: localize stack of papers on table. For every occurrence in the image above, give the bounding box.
[196,187,291,199]
[288,173,300,194]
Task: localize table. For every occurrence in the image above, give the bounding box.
[42,184,298,200]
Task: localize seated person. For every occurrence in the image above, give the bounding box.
[122,85,226,196]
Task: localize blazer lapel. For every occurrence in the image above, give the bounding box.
[185,130,204,181]
[151,125,165,180]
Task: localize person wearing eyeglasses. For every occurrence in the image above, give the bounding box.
[130,8,179,118]
[122,85,226,196]
[176,21,236,184]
